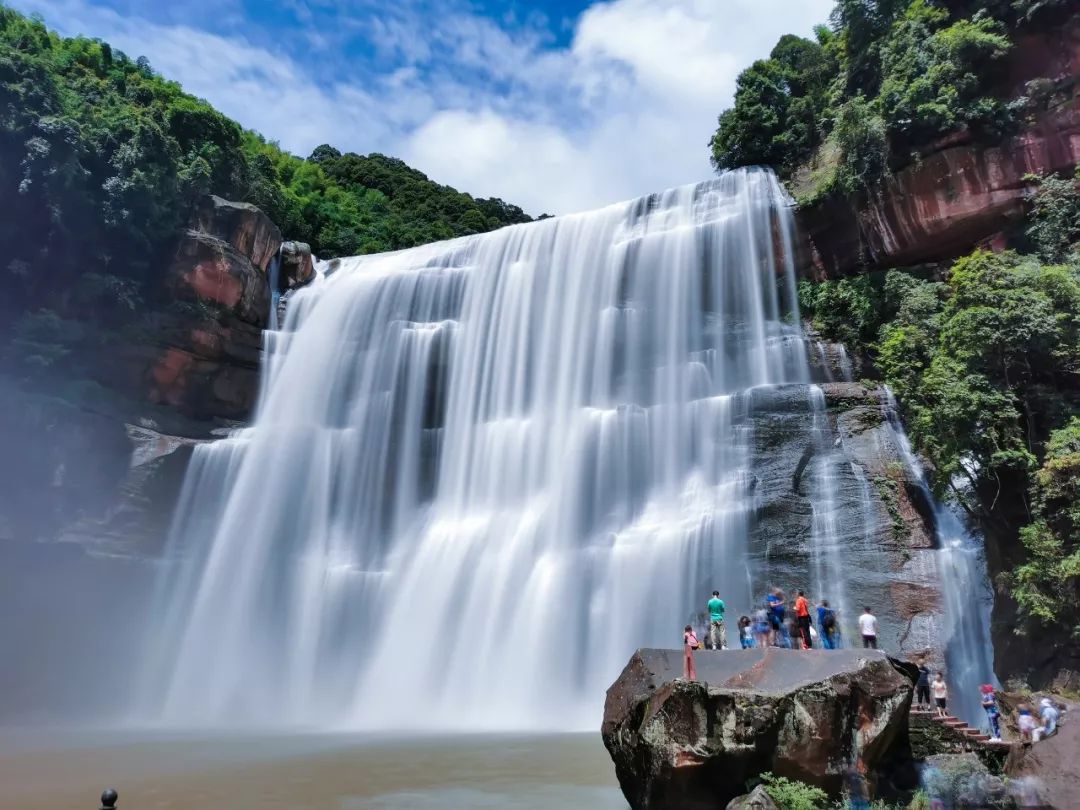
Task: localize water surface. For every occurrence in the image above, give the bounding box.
[0,730,625,809]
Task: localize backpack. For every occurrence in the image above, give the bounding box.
[822,609,836,630]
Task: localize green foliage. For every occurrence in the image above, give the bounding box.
[804,249,1080,632]
[711,0,1032,192]
[1025,169,1080,263]
[757,772,829,810]
[0,5,530,391]
[711,33,837,177]
[1013,418,1080,630]
[878,3,1011,153]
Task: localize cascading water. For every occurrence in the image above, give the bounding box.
[139,169,977,731]
[881,389,997,725]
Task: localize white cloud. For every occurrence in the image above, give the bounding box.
[9,0,836,216]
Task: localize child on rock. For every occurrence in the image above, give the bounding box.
[932,672,948,718]
[683,625,699,681]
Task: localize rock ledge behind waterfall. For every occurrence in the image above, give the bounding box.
[602,648,917,810]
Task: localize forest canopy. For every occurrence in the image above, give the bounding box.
[0,5,531,363]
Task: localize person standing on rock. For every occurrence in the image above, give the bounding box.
[817,599,837,649]
[683,624,699,681]
[932,671,948,718]
[766,589,785,646]
[752,607,769,648]
[858,606,878,649]
[795,590,812,649]
[1017,703,1037,741]
[738,615,754,649]
[706,591,727,650]
[916,661,932,709]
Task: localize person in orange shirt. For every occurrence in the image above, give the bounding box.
[794,590,812,649]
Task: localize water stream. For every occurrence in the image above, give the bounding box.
[139,170,993,730]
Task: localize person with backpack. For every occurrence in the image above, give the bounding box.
[817,599,837,650]
[683,624,700,681]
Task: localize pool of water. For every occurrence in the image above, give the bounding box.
[0,730,626,809]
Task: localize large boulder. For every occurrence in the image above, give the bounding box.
[192,194,282,273]
[279,240,315,290]
[602,647,917,810]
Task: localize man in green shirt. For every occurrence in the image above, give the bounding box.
[706,590,727,649]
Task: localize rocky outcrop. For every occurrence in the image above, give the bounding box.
[144,195,283,420]
[1004,699,1079,810]
[725,786,778,810]
[602,647,917,810]
[279,240,315,290]
[747,382,944,665]
[800,17,1080,279]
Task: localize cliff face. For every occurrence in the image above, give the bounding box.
[799,20,1080,279]
[1,196,314,551]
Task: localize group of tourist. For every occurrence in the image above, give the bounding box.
[682,588,883,680]
[683,590,1064,746]
[914,660,1061,744]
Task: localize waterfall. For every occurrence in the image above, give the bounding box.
[881,389,997,725]
[140,170,917,730]
[267,245,283,332]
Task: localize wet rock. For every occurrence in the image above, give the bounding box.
[279,240,315,290]
[724,785,778,810]
[746,383,942,662]
[923,754,1012,809]
[602,647,917,810]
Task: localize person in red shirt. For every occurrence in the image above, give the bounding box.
[794,590,812,649]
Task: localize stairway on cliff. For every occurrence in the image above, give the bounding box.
[909,706,1013,770]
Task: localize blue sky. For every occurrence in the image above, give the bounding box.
[10,0,835,215]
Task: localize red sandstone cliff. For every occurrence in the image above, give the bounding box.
[799,18,1080,279]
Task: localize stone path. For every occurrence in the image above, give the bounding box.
[910,706,1013,751]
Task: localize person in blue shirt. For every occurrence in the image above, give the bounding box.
[980,684,1002,741]
[816,599,837,650]
[706,591,727,650]
[765,590,785,647]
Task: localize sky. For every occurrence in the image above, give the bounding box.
[10,0,836,215]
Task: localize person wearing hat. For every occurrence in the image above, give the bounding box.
[980,684,1002,742]
[1034,698,1059,742]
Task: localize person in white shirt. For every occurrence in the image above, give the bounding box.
[858,607,878,649]
[1034,698,1059,741]
[932,671,949,718]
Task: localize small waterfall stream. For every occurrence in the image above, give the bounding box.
[882,390,997,725]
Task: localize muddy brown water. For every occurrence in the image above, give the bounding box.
[0,730,626,809]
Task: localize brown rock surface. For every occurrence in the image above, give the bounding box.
[192,195,282,272]
[147,195,282,419]
[1004,700,1079,810]
[602,647,917,810]
[799,18,1080,279]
